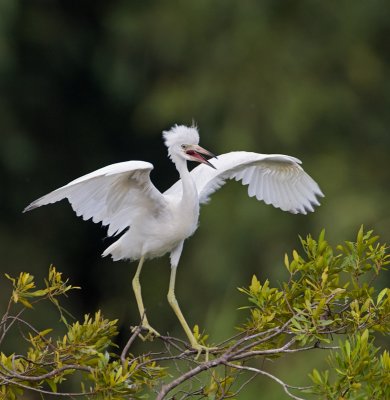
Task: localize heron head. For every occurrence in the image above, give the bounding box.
[163,124,216,169]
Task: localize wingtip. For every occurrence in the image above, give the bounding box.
[23,201,41,213]
[23,204,34,213]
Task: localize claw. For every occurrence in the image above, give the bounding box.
[190,342,218,362]
[132,323,160,341]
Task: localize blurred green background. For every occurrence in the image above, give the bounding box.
[1,0,389,398]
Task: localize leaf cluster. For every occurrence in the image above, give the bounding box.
[0,228,388,399]
[239,226,389,399]
[0,266,165,399]
[310,330,390,399]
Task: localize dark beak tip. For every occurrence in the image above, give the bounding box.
[208,161,217,169]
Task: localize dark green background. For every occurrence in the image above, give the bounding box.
[1,1,389,398]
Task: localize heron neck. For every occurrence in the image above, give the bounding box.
[175,159,198,206]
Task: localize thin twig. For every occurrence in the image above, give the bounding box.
[0,364,92,382]
[223,362,308,400]
[231,337,296,361]
[4,315,57,351]
[0,298,14,345]
[215,330,247,348]
[230,319,292,356]
[121,325,142,369]
[0,309,26,345]
[158,334,189,352]
[224,372,258,398]
[156,354,229,400]
[0,374,91,397]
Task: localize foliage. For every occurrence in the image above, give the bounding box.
[0,228,389,399]
[239,226,389,399]
[0,266,165,399]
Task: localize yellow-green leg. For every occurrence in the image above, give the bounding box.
[132,256,159,338]
[167,265,215,359]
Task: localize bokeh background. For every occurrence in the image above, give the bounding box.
[1,1,389,398]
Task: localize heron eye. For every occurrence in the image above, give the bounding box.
[181,145,186,149]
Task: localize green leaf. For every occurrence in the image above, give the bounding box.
[377,288,388,305]
[46,379,58,392]
[30,289,49,297]
[284,253,290,271]
[310,368,322,384]
[249,275,261,293]
[18,298,33,309]
[345,340,351,360]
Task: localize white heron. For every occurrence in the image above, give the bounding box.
[24,124,323,353]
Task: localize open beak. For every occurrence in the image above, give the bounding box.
[186,144,217,169]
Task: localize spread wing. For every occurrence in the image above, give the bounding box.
[24,161,167,236]
[164,151,324,214]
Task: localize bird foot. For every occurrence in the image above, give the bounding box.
[190,342,218,361]
[132,323,160,341]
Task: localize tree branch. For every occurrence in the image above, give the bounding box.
[223,362,310,400]
[121,325,142,368]
[0,364,92,382]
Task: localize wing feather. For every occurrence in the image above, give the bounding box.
[24,161,167,236]
[247,168,258,197]
[263,171,272,205]
[255,169,264,201]
[269,172,283,209]
[164,151,323,214]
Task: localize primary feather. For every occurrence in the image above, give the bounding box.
[164,151,323,214]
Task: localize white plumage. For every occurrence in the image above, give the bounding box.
[165,151,322,213]
[24,124,324,352]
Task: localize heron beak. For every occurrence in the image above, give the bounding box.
[186,145,217,169]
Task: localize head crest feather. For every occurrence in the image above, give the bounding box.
[163,124,200,148]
